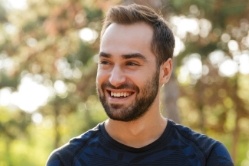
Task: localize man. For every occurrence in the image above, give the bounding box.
[47,4,233,166]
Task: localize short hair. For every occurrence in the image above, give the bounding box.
[101,4,175,65]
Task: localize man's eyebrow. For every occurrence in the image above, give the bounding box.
[98,52,147,61]
[122,53,147,61]
[99,52,111,58]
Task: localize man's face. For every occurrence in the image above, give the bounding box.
[96,22,160,121]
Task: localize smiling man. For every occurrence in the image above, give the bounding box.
[97,22,162,123]
[47,4,233,166]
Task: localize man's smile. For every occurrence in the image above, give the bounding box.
[106,89,135,100]
[110,91,132,98]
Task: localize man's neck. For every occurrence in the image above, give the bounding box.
[104,112,167,148]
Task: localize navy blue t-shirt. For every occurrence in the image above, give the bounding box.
[46,120,233,166]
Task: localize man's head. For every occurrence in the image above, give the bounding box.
[97,4,175,122]
[101,4,175,66]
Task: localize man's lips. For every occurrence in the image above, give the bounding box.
[101,82,139,99]
[106,89,135,98]
[110,91,132,98]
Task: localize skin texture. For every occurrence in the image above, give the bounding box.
[96,22,172,148]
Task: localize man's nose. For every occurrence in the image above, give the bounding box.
[109,65,126,88]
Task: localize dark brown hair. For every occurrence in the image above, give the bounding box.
[101,4,175,65]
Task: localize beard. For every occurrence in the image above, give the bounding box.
[97,69,159,122]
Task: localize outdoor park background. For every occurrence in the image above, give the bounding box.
[0,0,249,165]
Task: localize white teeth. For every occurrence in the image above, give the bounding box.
[111,92,131,98]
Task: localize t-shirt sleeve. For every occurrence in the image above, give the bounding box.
[206,142,234,166]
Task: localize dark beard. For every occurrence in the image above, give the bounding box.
[97,69,159,122]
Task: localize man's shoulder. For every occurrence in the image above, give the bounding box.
[168,120,233,165]
[168,120,217,149]
[46,123,103,166]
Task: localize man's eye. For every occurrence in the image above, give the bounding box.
[99,60,110,65]
[126,62,140,66]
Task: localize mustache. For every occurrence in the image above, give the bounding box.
[101,81,139,92]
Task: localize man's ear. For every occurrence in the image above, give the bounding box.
[159,58,173,86]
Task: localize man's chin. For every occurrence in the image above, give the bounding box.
[104,107,133,122]
[109,103,124,109]
[108,116,135,122]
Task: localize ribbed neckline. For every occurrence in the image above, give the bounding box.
[99,119,173,153]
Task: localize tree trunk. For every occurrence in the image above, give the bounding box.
[196,81,206,133]
[231,114,239,164]
[54,106,60,148]
[162,72,180,123]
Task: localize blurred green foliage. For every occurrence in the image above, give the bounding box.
[0,0,249,165]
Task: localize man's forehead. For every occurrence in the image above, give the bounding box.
[101,22,153,41]
[101,23,152,47]
[99,22,154,62]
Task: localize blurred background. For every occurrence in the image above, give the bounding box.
[0,0,248,165]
